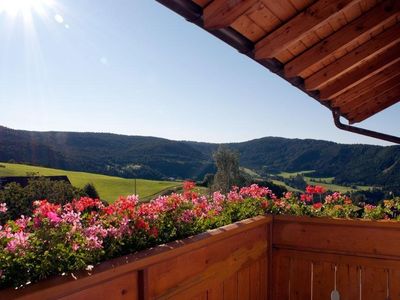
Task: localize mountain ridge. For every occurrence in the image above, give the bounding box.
[0,126,399,187]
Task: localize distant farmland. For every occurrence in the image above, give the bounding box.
[0,163,181,202]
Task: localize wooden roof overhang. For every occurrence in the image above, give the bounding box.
[157,0,400,143]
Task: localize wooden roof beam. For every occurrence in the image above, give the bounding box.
[318,43,400,100]
[285,0,400,79]
[203,0,258,29]
[346,84,400,123]
[254,0,362,60]
[330,61,400,108]
[304,23,400,91]
[336,74,400,114]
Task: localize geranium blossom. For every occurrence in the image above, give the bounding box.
[0,203,7,213]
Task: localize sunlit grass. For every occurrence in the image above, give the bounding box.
[0,162,181,202]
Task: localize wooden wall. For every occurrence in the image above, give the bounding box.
[272,216,400,300]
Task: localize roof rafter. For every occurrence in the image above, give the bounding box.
[304,23,400,91]
[346,84,400,123]
[203,0,258,29]
[254,0,362,60]
[338,74,400,114]
[319,43,400,100]
[284,0,400,79]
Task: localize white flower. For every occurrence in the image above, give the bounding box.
[85,265,94,271]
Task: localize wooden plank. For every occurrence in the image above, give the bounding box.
[191,292,207,300]
[259,256,268,299]
[231,14,266,42]
[272,251,291,300]
[290,258,312,299]
[336,73,400,114]
[360,0,378,12]
[336,265,360,300]
[346,81,400,116]
[318,43,400,100]
[289,0,316,11]
[284,0,400,78]
[361,267,388,300]
[276,49,295,64]
[304,22,400,90]
[203,0,258,29]
[262,0,297,21]
[328,10,347,31]
[147,224,268,299]
[389,269,400,300]
[342,1,363,23]
[312,262,335,299]
[223,273,238,300]
[273,216,400,259]
[347,85,400,123]
[207,282,224,300]
[59,272,138,300]
[247,3,281,34]
[330,60,400,108]
[237,266,250,300]
[255,0,362,60]
[249,259,262,300]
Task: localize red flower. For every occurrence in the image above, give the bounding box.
[300,194,313,202]
[313,203,323,209]
[183,181,195,192]
[306,186,315,194]
[314,186,326,194]
[306,185,326,195]
[135,219,149,231]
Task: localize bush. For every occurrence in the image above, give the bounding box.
[0,178,84,224]
[82,183,100,199]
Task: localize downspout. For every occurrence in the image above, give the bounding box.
[332,110,400,144]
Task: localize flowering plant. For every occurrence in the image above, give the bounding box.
[363,199,400,220]
[0,183,274,288]
[0,183,398,289]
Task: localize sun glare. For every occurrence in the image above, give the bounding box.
[0,0,55,18]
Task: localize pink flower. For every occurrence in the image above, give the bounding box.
[15,216,31,230]
[0,203,7,213]
[284,192,293,199]
[179,210,195,223]
[72,243,80,251]
[5,231,30,253]
[239,184,274,199]
[46,211,62,224]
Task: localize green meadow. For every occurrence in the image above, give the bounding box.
[0,163,181,203]
[276,171,373,193]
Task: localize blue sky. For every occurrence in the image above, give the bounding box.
[0,0,398,146]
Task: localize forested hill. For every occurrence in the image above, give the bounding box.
[0,126,399,187]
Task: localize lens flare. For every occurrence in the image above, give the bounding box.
[0,0,55,17]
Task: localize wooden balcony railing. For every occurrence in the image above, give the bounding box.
[272,216,400,300]
[2,214,400,299]
[2,216,271,300]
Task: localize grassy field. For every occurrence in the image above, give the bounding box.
[271,179,302,192]
[276,171,373,193]
[0,163,181,203]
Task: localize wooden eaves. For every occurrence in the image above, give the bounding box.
[156,0,400,144]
